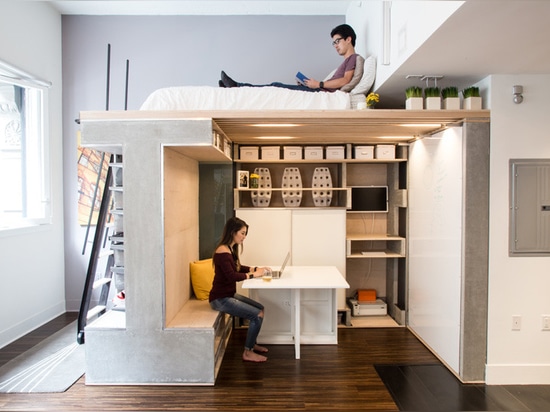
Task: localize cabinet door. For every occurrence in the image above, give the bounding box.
[292,209,347,309]
[236,209,291,266]
[291,210,346,272]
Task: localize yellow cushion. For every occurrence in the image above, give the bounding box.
[190,258,214,300]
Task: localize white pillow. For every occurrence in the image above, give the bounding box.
[350,55,376,95]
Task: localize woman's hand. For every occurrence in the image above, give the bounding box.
[257,267,272,277]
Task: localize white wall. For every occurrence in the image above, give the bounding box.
[0,2,65,348]
[346,1,463,88]
[61,14,344,311]
[486,74,550,384]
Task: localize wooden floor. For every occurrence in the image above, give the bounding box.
[1,313,549,411]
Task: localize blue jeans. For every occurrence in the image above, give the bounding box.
[238,82,322,92]
[210,293,264,351]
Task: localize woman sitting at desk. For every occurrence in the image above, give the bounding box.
[209,217,270,362]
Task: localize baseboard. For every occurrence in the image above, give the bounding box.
[486,363,550,384]
[0,302,66,349]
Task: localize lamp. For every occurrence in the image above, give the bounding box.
[513,85,523,104]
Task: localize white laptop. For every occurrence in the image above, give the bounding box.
[271,252,290,279]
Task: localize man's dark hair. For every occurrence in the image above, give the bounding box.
[330,24,356,47]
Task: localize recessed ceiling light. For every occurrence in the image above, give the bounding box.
[399,123,443,128]
[255,136,298,140]
[251,123,300,128]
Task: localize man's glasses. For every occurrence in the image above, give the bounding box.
[332,37,344,46]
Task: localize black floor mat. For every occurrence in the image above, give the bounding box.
[374,363,533,411]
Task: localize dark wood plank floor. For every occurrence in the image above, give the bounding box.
[1,313,549,411]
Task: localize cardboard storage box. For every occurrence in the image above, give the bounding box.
[304,146,324,160]
[261,146,280,160]
[325,146,345,160]
[355,146,374,160]
[240,146,258,161]
[284,146,303,160]
[375,145,396,159]
[358,289,377,302]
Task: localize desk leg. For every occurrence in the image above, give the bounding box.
[294,289,300,359]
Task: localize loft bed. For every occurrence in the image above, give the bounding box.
[140,56,377,111]
[78,56,491,383]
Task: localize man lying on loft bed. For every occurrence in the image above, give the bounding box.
[219,23,361,94]
[139,24,374,111]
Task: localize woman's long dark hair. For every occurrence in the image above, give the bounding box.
[214,217,249,268]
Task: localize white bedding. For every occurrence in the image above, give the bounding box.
[140,86,352,111]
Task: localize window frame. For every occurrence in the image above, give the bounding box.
[0,60,52,234]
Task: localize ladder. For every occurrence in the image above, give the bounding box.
[77,154,124,344]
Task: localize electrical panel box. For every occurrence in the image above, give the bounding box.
[509,159,550,256]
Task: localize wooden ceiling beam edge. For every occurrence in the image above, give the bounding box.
[79,109,490,145]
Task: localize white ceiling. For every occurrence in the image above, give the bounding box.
[375,0,550,107]
[50,0,550,108]
[50,0,351,15]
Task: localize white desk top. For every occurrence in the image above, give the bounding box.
[242,266,349,290]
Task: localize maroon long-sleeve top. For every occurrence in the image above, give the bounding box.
[209,252,251,302]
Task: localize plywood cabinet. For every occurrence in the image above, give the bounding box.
[234,144,408,325]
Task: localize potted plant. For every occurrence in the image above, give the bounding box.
[405,86,423,110]
[441,86,460,110]
[462,86,482,110]
[424,87,441,110]
[366,92,380,109]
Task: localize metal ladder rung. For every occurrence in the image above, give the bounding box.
[93,277,112,289]
[87,305,106,320]
[98,249,114,258]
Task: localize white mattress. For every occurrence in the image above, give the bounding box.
[140,86,351,111]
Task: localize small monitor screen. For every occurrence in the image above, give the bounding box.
[350,186,388,213]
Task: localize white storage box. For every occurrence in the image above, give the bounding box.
[348,298,387,316]
[283,146,302,160]
[240,146,258,161]
[304,146,324,160]
[325,146,345,160]
[375,145,396,159]
[261,146,280,160]
[354,146,374,160]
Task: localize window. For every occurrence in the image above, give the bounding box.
[0,60,51,231]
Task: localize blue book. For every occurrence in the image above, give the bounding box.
[295,71,309,86]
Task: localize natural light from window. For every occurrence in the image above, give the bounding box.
[0,61,51,231]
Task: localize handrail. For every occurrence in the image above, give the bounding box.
[77,157,113,344]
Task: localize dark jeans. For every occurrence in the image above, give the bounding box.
[238,82,322,92]
[210,293,264,350]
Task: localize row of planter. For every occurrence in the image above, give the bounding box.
[405,86,482,110]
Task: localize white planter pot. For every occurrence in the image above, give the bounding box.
[405,97,423,110]
[464,96,482,110]
[425,97,441,110]
[443,97,460,110]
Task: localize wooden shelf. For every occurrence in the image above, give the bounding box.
[346,234,405,241]
[347,251,405,258]
[235,158,407,164]
[346,234,406,258]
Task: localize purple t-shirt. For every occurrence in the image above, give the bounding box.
[326,53,358,91]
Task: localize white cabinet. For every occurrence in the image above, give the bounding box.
[236,208,346,292]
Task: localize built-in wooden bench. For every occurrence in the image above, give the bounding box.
[167,298,232,380]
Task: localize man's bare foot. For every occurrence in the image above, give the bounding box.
[253,344,268,353]
[243,349,267,362]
